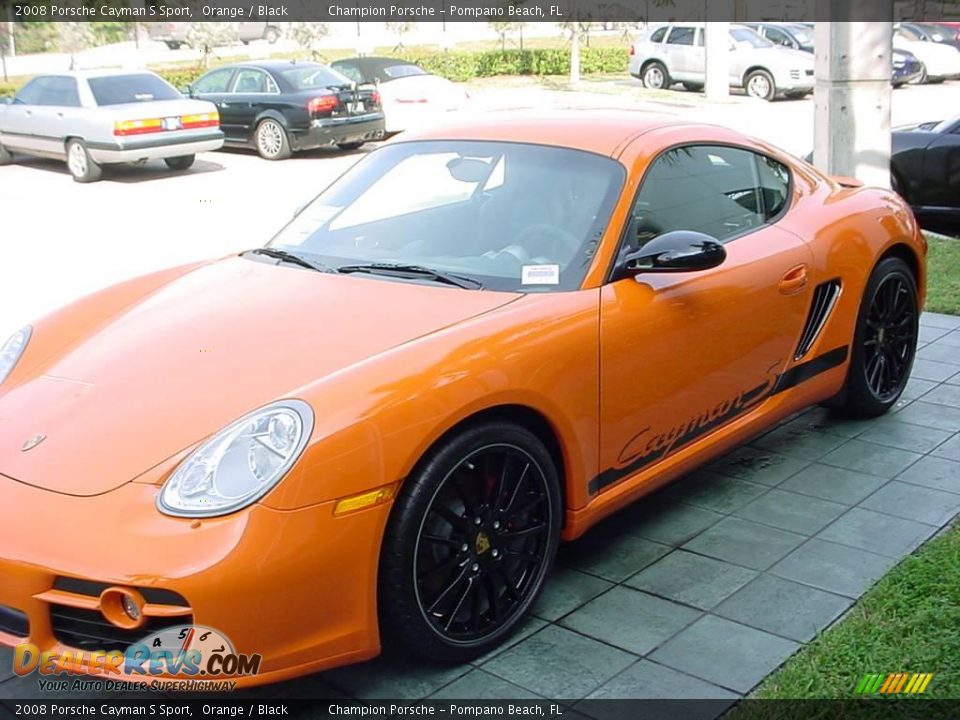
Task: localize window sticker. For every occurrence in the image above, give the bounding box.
[521,264,560,285]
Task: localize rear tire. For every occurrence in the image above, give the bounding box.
[164,155,195,171]
[831,257,918,418]
[641,62,670,90]
[255,118,292,160]
[166,41,181,50]
[66,139,102,183]
[0,143,13,165]
[378,421,561,663]
[745,69,776,100]
[336,141,365,151]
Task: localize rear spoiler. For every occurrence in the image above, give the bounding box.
[831,175,864,189]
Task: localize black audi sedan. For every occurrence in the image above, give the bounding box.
[185,60,385,160]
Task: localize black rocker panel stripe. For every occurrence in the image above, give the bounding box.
[588,345,849,495]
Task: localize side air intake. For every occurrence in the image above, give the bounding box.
[795,280,841,360]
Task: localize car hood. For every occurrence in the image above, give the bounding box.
[0,256,519,496]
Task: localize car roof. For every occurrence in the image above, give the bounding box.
[39,69,162,80]
[396,110,689,158]
[332,56,419,68]
[223,60,324,72]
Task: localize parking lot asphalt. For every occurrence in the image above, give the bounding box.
[1,311,959,706]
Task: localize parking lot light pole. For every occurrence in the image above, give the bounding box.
[813,16,893,187]
[704,22,730,101]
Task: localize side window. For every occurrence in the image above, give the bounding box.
[756,154,791,219]
[41,76,81,107]
[649,26,668,43]
[765,27,792,47]
[13,78,44,105]
[193,68,234,94]
[666,27,696,45]
[627,145,791,248]
[231,69,276,94]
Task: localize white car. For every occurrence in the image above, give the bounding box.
[0,70,223,182]
[893,24,960,82]
[330,57,469,133]
[629,23,815,100]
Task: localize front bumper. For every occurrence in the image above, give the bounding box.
[87,132,225,165]
[291,114,386,151]
[0,475,390,687]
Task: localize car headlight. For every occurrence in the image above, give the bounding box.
[157,399,313,518]
[0,326,32,386]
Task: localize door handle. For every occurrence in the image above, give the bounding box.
[779,264,809,294]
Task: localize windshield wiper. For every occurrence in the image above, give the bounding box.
[248,247,334,273]
[336,263,484,290]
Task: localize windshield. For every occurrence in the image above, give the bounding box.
[786,25,813,46]
[383,64,429,80]
[267,141,625,292]
[281,65,352,90]
[730,27,773,48]
[88,74,181,105]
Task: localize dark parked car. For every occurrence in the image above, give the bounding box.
[897,22,960,51]
[743,22,924,86]
[186,60,385,160]
[891,115,960,230]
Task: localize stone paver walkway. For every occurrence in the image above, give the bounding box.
[2,312,959,710]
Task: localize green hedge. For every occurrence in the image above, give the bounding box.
[152,47,628,89]
[0,47,629,99]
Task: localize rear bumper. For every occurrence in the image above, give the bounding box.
[88,131,224,164]
[291,114,386,151]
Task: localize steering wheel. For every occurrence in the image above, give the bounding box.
[515,224,581,261]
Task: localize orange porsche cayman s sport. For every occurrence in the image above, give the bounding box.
[0,112,925,685]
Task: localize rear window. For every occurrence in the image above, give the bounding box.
[382,64,428,80]
[281,65,352,90]
[88,74,181,106]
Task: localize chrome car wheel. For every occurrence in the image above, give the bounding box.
[642,64,667,89]
[746,72,774,100]
[414,444,553,642]
[68,142,88,178]
[256,119,290,160]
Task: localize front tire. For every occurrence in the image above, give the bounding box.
[745,69,776,100]
[379,421,561,663]
[164,155,195,171]
[165,41,181,50]
[641,62,670,90]
[833,257,918,418]
[255,118,292,160]
[66,139,102,183]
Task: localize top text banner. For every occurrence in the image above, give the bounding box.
[2,0,959,22]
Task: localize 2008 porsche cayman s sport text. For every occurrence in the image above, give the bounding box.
[0,112,925,686]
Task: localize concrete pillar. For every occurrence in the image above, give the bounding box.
[813,18,893,187]
[704,23,730,101]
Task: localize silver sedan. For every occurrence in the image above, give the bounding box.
[0,70,224,182]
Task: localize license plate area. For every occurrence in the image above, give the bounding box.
[162,117,182,131]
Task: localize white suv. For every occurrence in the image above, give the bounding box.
[629,23,815,100]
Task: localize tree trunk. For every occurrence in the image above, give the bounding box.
[570,25,581,85]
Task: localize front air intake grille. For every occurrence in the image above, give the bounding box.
[53,576,187,606]
[795,279,842,359]
[50,605,191,653]
[0,605,29,637]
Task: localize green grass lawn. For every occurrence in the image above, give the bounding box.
[754,524,960,700]
[926,233,960,316]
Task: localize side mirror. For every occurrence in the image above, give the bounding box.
[180,85,192,96]
[617,230,726,278]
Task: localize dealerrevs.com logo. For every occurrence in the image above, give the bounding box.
[13,625,262,692]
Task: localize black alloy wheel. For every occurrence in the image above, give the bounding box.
[830,257,918,417]
[379,422,560,662]
[863,273,917,401]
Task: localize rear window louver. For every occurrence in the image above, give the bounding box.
[795,279,841,360]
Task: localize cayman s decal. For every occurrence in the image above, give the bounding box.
[589,346,849,494]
